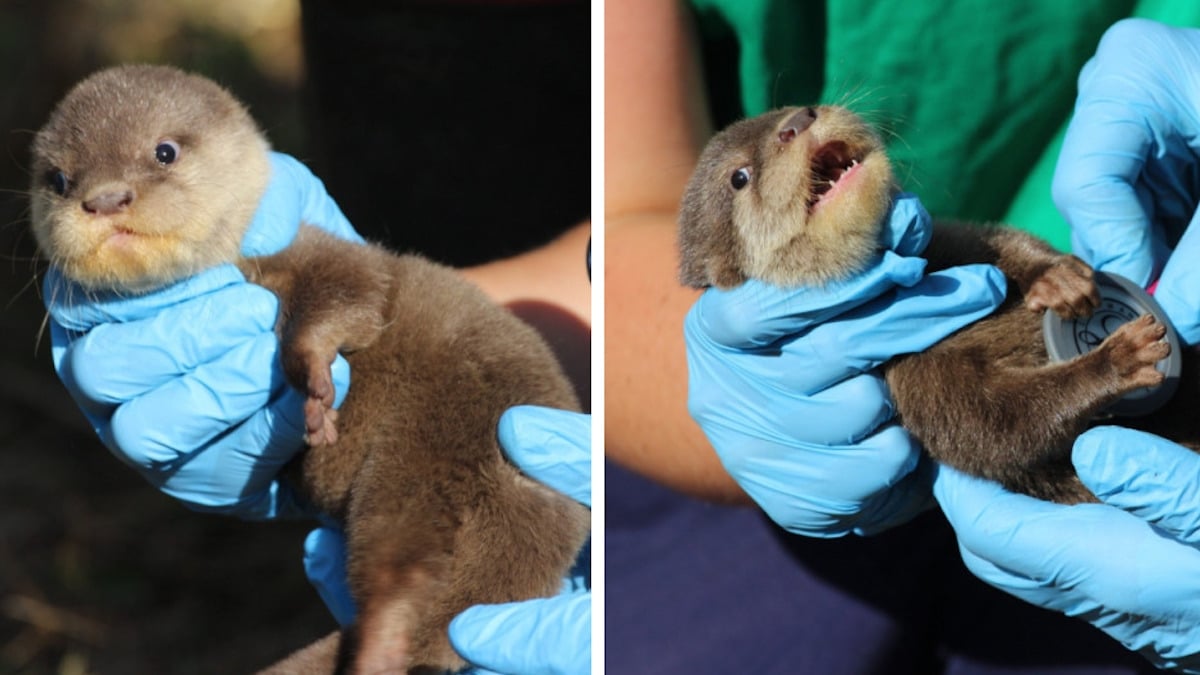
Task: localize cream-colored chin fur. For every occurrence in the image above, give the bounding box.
[739,150,894,288]
[35,134,270,294]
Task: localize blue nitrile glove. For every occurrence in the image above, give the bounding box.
[46,152,362,519]
[684,193,1008,538]
[934,427,1200,673]
[1052,18,1200,344]
[304,406,592,675]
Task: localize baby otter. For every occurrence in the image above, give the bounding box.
[31,64,589,674]
[679,104,1200,504]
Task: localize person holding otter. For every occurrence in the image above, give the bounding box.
[608,1,1200,673]
[935,18,1200,672]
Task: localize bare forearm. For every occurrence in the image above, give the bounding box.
[605,215,748,503]
[603,0,749,501]
[461,222,592,409]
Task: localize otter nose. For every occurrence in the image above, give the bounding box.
[778,107,817,143]
[82,187,135,215]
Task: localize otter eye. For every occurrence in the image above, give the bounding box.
[730,167,751,190]
[155,140,180,165]
[46,170,69,196]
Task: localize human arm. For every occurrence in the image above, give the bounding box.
[1052,18,1200,344]
[304,406,592,675]
[460,222,592,409]
[604,0,745,501]
[933,427,1200,672]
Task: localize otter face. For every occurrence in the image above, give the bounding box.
[678,105,896,289]
[30,64,271,293]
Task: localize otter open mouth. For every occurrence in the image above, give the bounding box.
[807,141,862,211]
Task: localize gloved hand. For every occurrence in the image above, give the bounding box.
[1052,18,1200,344]
[683,193,1007,537]
[46,152,362,519]
[933,426,1200,673]
[304,405,591,675]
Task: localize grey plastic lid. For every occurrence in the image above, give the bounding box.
[1042,271,1181,417]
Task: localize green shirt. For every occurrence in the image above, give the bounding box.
[689,0,1200,250]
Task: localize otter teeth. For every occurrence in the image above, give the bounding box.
[807,143,863,210]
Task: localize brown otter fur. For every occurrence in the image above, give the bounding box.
[679,105,1200,504]
[31,64,589,673]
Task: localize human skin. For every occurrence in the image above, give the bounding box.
[461,221,593,410]
[605,0,749,501]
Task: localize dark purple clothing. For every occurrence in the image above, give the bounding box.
[604,461,1158,674]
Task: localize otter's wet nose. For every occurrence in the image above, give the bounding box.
[83,188,135,215]
[778,107,817,143]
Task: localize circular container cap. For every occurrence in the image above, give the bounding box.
[1042,271,1181,416]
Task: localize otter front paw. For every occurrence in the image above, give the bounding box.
[1025,255,1099,318]
[284,350,340,446]
[1102,313,1170,390]
[303,398,339,446]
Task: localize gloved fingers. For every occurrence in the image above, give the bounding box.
[933,462,1076,570]
[60,282,280,406]
[945,483,1200,674]
[1149,204,1200,345]
[935,464,1093,611]
[851,450,937,536]
[110,355,349,513]
[771,264,1006,393]
[449,592,591,675]
[686,370,899,535]
[1074,426,1200,544]
[722,422,924,538]
[882,192,934,256]
[1056,19,1200,287]
[951,541,1076,614]
[498,406,591,507]
[147,386,308,517]
[303,526,356,627]
[1081,20,1200,100]
[1054,96,1159,285]
[696,367,892,446]
[48,321,109,430]
[686,250,928,350]
[44,263,251,332]
[162,474,310,521]
[241,153,362,256]
[712,418,912,501]
[936,462,1200,616]
[105,330,283,457]
[685,264,1005,400]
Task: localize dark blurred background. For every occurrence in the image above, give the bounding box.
[0,1,590,672]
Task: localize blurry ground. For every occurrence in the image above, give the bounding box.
[0,2,337,672]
